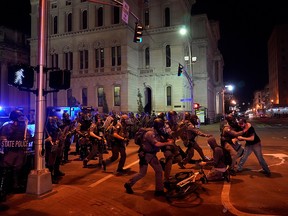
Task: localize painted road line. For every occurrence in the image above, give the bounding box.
[88,160,139,188]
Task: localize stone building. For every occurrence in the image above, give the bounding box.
[0,26,31,114]
[29,0,224,122]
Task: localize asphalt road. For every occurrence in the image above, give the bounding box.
[1,117,288,216]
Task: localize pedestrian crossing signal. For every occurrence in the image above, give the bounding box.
[49,70,71,90]
[8,64,34,89]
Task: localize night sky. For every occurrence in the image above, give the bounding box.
[1,0,288,106]
[192,0,288,105]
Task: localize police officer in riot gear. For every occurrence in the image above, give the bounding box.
[103,114,129,175]
[83,114,106,168]
[178,114,212,168]
[75,112,93,160]
[60,112,75,163]
[45,116,65,184]
[161,110,183,188]
[0,110,33,200]
[124,118,174,196]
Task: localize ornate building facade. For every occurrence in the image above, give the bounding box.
[29,0,224,122]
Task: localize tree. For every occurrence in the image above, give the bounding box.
[137,88,144,114]
[103,92,109,114]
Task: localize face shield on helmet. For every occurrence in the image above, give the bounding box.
[167,110,177,123]
[9,110,26,122]
[48,116,59,128]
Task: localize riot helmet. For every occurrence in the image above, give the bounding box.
[62,112,70,120]
[9,110,26,122]
[157,112,165,120]
[167,110,177,122]
[153,118,166,136]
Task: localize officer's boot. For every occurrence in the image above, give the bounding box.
[0,168,8,202]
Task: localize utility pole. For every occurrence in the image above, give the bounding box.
[26,0,52,195]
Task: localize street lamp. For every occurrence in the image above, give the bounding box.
[179,26,195,113]
[221,84,234,115]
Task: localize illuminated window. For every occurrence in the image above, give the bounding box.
[167,86,172,106]
[98,87,104,107]
[95,48,104,68]
[114,86,121,106]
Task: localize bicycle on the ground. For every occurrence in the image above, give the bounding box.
[166,165,208,204]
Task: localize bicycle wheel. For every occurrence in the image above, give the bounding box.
[166,182,199,200]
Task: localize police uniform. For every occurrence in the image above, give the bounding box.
[0,110,32,200]
[45,116,65,183]
[104,115,129,174]
[124,128,169,196]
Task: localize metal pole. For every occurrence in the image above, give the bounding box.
[35,0,47,171]
[26,0,52,195]
[187,39,194,113]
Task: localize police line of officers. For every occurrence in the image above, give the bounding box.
[1,108,252,200]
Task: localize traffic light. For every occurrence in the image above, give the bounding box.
[193,103,200,110]
[178,63,184,76]
[49,70,71,90]
[133,22,143,43]
[8,64,34,89]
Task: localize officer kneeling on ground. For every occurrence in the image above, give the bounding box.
[0,110,33,201]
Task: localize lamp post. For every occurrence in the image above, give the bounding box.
[221,84,234,115]
[179,26,195,113]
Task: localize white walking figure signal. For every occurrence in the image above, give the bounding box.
[14,68,25,85]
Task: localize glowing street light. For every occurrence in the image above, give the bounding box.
[179,26,195,113]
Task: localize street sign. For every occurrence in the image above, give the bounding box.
[122,0,129,24]
[180,98,192,102]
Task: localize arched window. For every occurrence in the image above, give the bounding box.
[97,7,104,26]
[167,86,172,106]
[145,47,150,67]
[164,7,170,27]
[53,16,58,34]
[166,45,171,67]
[67,13,72,32]
[113,6,120,24]
[82,10,88,29]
